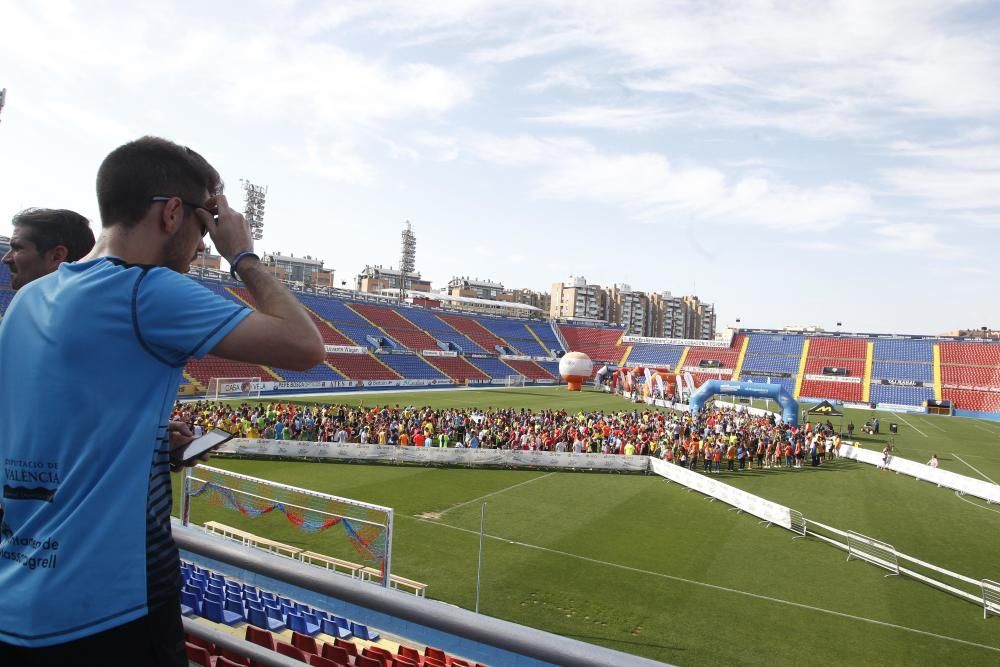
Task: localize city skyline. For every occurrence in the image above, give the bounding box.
[1,1,998,335]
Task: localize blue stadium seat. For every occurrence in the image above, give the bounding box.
[626,344,685,367]
[873,339,934,363]
[321,617,353,639]
[870,384,934,406]
[201,598,242,625]
[871,361,933,383]
[287,610,321,636]
[746,334,805,356]
[350,622,379,642]
[741,353,800,375]
[247,605,286,632]
[399,307,489,354]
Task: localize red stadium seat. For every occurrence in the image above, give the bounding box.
[186,643,216,667]
[244,625,275,651]
[292,630,320,655]
[308,655,345,667]
[321,643,353,665]
[276,641,309,662]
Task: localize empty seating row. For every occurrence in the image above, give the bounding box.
[557,325,624,362]
[682,337,744,370]
[798,379,862,403]
[625,344,685,367]
[943,389,1000,413]
[872,339,934,363]
[467,356,515,379]
[336,323,400,349]
[746,334,804,356]
[869,384,934,406]
[437,313,510,353]
[326,353,401,380]
[806,337,867,359]
[425,356,490,383]
[185,356,275,387]
[501,358,554,380]
[0,289,13,316]
[803,357,864,377]
[941,365,1000,388]
[400,308,488,354]
[378,353,448,380]
[526,322,563,354]
[871,361,933,383]
[473,318,548,356]
[274,364,346,383]
[940,342,1000,366]
[740,353,800,375]
[351,303,441,351]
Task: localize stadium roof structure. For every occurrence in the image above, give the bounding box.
[404,289,543,313]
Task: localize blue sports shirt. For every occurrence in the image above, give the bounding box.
[0,258,250,646]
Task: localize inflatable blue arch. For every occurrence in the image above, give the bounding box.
[689,380,799,426]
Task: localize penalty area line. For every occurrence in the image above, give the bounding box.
[890,412,928,438]
[408,516,1000,655]
[954,490,1000,516]
[436,472,557,516]
[952,453,999,485]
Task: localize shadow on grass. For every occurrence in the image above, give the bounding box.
[669,461,863,478]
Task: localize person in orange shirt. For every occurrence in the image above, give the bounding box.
[399,432,410,446]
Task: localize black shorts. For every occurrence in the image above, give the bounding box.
[0,597,186,667]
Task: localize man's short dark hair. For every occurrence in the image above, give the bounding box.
[96,136,222,228]
[12,208,96,261]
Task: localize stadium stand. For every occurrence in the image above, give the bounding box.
[624,343,686,367]
[424,355,490,383]
[437,313,512,353]
[467,356,516,379]
[181,560,486,667]
[872,361,934,383]
[943,388,1000,413]
[796,336,866,402]
[741,353,800,375]
[351,303,442,351]
[940,341,1000,366]
[474,317,549,357]
[185,356,277,387]
[0,260,10,285]
[501,358,556,381]
[271,363,346,384]
[742,375,796,395]
[378,353,449,380]
[746,333,805,356]
[401,307,489,353]
[873,339,934,363]
[941,365,1000,388]
[799,378,862,402]
[557,324,624,363]
[937,341,1000,412]
[326,353,401,380]
[869,384,934,406]
[537,360,562,378]
[526,322,564,355]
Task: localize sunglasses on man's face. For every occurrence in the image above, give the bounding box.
[150,196,216,236]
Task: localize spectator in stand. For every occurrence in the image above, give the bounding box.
[0,136,323,664]
[2,208,95,291]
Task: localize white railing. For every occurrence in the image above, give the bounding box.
[983,579,1000,620]
[846,530,900,576]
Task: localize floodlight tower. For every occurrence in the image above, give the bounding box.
[241,179,268,241]
[398,220,416,302]
[0,88,7,125]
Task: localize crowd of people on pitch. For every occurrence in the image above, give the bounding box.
[171,399,842,469]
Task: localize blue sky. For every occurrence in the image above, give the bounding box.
[1,0,998,335]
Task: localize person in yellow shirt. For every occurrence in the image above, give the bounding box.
[624,441,636,456]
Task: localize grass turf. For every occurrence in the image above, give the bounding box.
[173,387,1000,665]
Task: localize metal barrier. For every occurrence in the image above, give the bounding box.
[846,530,900,576]
[173,522,669,667]
[984,579,1000,620]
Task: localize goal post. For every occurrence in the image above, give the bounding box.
[180,464,394,586]
[206,377,262,400]
[505,374,527,388]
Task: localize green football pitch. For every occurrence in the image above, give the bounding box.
[172,387,1000,666]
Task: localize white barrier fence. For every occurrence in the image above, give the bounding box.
[218,439,649,472]
[846,530,899,575]
[984,580,1000,620]
[648,458,792,529]
[837,444,1000,504]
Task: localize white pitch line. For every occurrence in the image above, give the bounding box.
[922,418,946,433]
[891,412,928,438]
[952,453,999,485]
[437,472,556,516]
[954,491,1000,516]
[408,516,1000,655]
[977,419,1000,434]
[973,424,998,437]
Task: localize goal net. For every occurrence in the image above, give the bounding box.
[180,464,394,585]
[505,374,527,388]
[206,377,262,400]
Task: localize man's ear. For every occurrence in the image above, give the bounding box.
[47,245,69,265]
[160,197,186,235]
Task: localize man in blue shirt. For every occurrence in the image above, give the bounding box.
[0,136,324,665]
